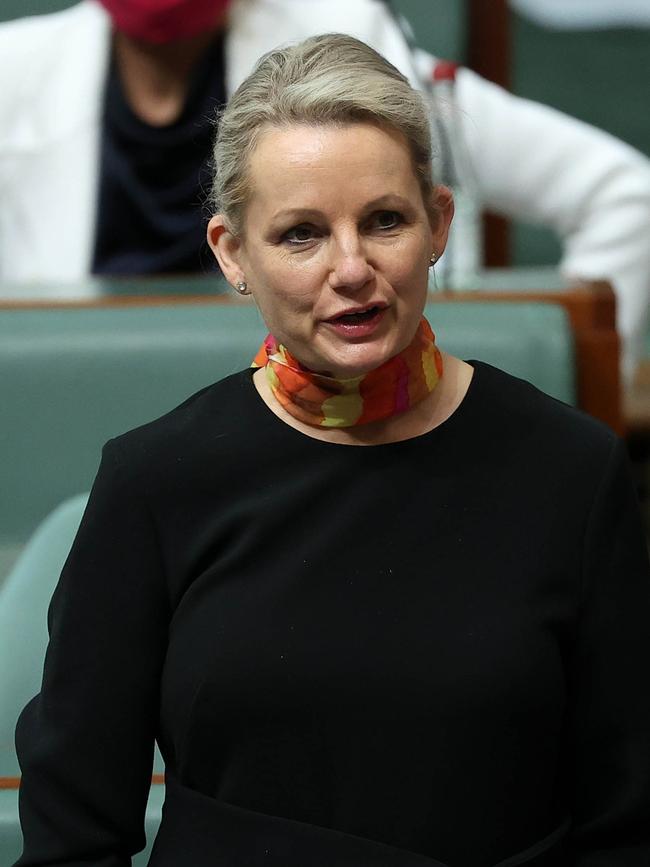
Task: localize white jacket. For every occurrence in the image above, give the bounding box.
[1,0,649,379]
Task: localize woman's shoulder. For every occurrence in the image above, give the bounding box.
[467,360,619,458]
[106,368,259,471]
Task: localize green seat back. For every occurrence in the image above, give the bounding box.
[0,296,574,861]
[0,300,574,575]
[0,494,162,865]
[0,304,267,552]
[426,300,575,402]
[0,494,87,777]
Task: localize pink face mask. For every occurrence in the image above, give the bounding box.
[99,0,232,43]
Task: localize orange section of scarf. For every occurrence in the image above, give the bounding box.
[251,318,443,428]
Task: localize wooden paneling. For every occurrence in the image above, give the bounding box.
[467,0,511,267]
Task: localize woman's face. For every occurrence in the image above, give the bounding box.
[209,122,453,379]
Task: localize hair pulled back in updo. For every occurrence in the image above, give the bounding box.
[209,32,434,235]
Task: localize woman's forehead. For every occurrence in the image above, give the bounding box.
[252,121,410,163]
[246,123,421,211]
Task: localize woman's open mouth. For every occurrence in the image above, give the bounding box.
[326,305,386,336]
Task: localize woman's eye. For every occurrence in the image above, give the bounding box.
[372,210,402,230]
[283,225,316,244]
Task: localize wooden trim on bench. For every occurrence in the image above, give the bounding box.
[467,0,511,267]
[0,294,248,310]
[625,360,650,436]
[0,776,20,789]
[0,774,166,790]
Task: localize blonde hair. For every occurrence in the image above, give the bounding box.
[210,33,434,235]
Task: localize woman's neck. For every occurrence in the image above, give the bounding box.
[113,26,222,126]
[253,353,474,446]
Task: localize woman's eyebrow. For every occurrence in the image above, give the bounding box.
[270,208,323,223]
[362,194,412,211]
[271,196,412,224]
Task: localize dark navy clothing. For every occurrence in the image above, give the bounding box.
[15,363,650,866]
[91,34,225,276]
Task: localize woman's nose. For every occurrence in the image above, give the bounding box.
[327,236,375,291]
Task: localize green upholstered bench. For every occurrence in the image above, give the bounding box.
[0,298,574,860]
[0,494,163,867]
[0,300,575,587]
[0,303,265,584]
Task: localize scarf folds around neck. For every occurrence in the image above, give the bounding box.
[251,318,443,429]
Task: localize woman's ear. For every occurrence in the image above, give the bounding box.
[428,185,455,257]
[207,215,245,287]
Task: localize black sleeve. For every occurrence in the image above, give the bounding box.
[14,439,170,866]
[566,437,650,864]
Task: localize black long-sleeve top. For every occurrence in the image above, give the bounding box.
[15,362,650,867]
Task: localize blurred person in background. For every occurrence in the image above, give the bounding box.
[0,0,648,381]
[509,0,650,29]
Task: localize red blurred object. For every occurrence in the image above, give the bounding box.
[432,60,459,82]
[98,0,232,43]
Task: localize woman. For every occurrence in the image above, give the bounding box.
[15,34,650,867]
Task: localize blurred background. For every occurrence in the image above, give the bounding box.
[3,0,648,270]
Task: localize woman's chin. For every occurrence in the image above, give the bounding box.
[295,322,412,379]
[309,315,419,379]
[313,349,396,380]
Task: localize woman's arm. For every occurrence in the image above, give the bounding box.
[14,439,170,866]
[566,437,650,862]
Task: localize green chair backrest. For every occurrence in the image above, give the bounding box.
[0,494,88,778]
[0,296,574,861]
[425,301,574,401]
[0,300,574,569]
[0,300,575,760]
[0,304,267,549]
[0,493,162,866]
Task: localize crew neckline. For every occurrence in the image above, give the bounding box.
[242,360,484,451]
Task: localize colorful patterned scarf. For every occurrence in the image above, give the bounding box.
[251,317,443,428]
